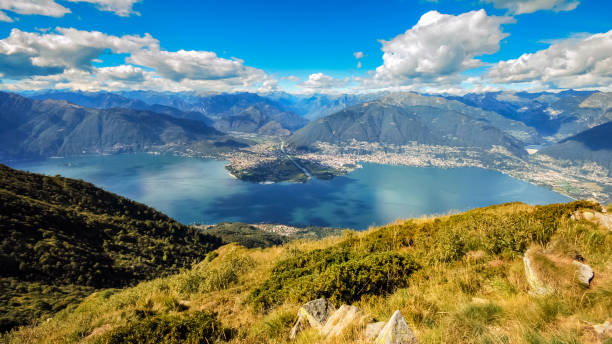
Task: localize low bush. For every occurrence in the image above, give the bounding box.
[96,311,232,344]
[249,248,418,310]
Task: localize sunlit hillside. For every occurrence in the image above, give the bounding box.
[5,201,611,344]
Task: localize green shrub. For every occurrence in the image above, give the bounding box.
[176,253,254,295]
[96,311,232,344]
[249,247,418,310]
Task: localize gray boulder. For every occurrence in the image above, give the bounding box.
[375,310,418,344]
[572,210,612,231]
[289,298,335,339]
[572,260,594,286]
[593,320,612,336]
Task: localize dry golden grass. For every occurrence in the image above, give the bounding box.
[3,202,611,344]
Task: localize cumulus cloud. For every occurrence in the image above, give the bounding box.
[0,27,273,93]
[66,0,141,16]
[0,28,157,78]
[96,64,146,82]
[299,73,349,91]
[371,10,513,87]
[354,51,364,69]
[483,0,579,14]
[0,0,141,20]
[0,0,70,22]
[280,75,300,82]
[256,79,280,93]
[127,49,257,82]
[487,30,612,89]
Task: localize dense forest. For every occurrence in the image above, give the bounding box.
[0,164,222,332]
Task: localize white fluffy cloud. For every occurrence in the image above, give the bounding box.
[299,73,349,91]
[0,28,157,78]
[280,75,300,82]
[0,0,70,22]
[487,30,612,89]
[128,49,258,82]
[0,0,140,20]
[96,64,146,82]
[66,0,141,16]
[372,10,513,86]
[0,27,273,93]
[483,0,579,14]
[353,51,364,59]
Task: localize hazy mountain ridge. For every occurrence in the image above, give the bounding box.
[447,90,612,141]
[0,92,239,159]
[30,91,215,126]
[30,91,309,136]
[380,92,540,144]
[538,121,612,174]
[123,91,309,135]
[265,92,385,121]
[288,93,529,157]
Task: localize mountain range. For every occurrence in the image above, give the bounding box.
[538,121,612,174]
[447,91,612,142]
[0,92,242,160]
[288,92,533,157]
[265,92,385,120]
[6,90,612,178]
[30,91,215,126]
[32,91,309,136]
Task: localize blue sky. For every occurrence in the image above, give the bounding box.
[0,0,610,94]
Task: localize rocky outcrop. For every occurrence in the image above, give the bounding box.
[572,260,594,286]
[321,304,367,338]
[366,322,386,340]
[524,247,596,295]
[572,210,612,231]
[593,320,612,337]
[523,252,554,295]
[375,310,418,344]
[289,301,419,342]
[289,298,335,339]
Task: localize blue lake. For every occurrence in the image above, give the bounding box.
[6,154,571,229]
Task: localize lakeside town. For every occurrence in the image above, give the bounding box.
[214,140,612,204]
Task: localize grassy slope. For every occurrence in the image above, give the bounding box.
[4,201,611,344]
[203,222,343,249]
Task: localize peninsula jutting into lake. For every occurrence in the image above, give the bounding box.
[8,153,570,229]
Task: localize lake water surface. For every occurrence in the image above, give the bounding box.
[7,154,571,229]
